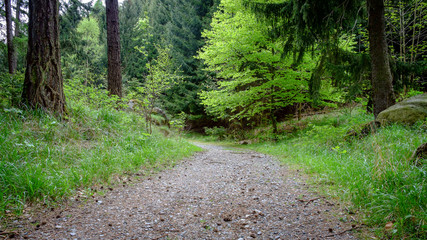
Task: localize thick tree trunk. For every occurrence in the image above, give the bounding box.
[5,0,17,74]
[22,0,66,115]
[106,0,123,97]
[367,0,395,117]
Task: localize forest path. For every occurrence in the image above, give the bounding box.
[21,143,357,239]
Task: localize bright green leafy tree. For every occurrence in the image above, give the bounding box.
[198,0,314,134]
[244,0,397,118]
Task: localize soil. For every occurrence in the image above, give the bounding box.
[13,143,359,239]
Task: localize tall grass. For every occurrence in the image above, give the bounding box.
[0,80,201,219]
[247,109,426,239]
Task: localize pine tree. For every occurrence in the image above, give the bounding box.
[59,0,92,55]
[368,0,395,116]
[118,0,219,116]
[14,0,23,37]
[245,0,396,117]
[22,0,66,114]
[106,0,123,97]
[5,0,17,74]
[119,0,151,80]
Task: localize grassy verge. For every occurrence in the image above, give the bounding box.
[243,109,426,239]
[0,104,200,220]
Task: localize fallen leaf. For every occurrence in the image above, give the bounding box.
[385,222,393,231]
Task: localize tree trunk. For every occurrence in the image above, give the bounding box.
[367,0,395,117]
[22,0,66,115]
[106,0,123,97]
[15,0,22,37]
[5,0,17,74]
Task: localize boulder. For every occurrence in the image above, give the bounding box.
[411,142,427,166]
[377,93,427,125]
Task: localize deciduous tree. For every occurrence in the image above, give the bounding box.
[198,0,312,133]
[245,0,396,117]
[133,45,180,133]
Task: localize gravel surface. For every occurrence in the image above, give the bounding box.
[17,143,358,239]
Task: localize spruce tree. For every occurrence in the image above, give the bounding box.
[245,0,396,117]
[106,0,123,97]
[5,0,17,74]
[22,0,66,114]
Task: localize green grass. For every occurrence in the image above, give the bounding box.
[243,108,426,239]
[0,104,201,219]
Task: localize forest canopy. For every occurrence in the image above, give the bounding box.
[0,0,425,125]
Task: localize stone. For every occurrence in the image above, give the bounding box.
[411,142,427,166]
[377,94,427,125]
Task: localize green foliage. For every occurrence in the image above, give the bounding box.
[143,46,181,102]
[0,90,201,218]
[59,0,93,54]
[385,0,427,91]
[244,0,364,63]
[170,112,187,133]
[119,0,206,78]
[64,78,124,110]
[131,45,181,133]
[204,126,227,140]
[119,0,218,117]
[120,6,155,80]
[0,42,6,74]
[0,35,28,74]
[0,72,24,108]
[247,109,427,239]
[198,0,313,129]
[62,17,105,85]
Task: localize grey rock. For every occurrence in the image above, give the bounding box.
[377,94,427,125]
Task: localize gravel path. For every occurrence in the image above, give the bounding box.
[18,143,358,239]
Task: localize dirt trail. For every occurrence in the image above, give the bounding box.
[19,143,358,239]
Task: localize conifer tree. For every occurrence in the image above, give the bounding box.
[368,0,395,116]
[245,0,396,117]
[106,0,123,97]
[5,0,17,74]
[22,0,66,114]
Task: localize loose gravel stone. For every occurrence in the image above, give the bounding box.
[18,143,357,239]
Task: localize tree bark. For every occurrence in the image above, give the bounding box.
[106,0,123,97]
[5,0,17,74]
[367,0,395,117]
[22,0,66,115]
[15,0,22,37]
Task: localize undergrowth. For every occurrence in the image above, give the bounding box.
[0,78,201,220]
[244,108,426,239]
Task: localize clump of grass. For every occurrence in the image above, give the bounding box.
[247,108,426,239]
[0,99,200,220]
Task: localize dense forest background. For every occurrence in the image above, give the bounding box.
[1,0,223,131]
[0,0,426,238]
[1,0,425,131]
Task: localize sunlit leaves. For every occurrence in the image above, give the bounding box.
[197,0,314,123]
